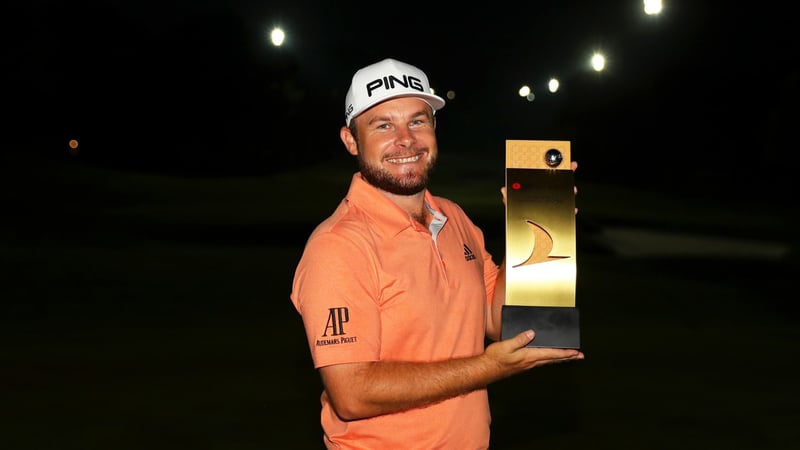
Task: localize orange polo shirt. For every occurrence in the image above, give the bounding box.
[291,172,500,449]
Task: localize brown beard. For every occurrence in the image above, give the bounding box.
[357,152,437,196]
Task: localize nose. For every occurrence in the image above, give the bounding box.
[394,126,416,147]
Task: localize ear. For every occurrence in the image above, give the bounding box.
[340,126,358,156]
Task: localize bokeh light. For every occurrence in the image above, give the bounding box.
[68,139,79,157]
[643,0,663,15]
[270,27,285,46]
[591,52,606,71]
[548,78,560,93]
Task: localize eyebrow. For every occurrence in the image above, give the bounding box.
[366,107,430,126]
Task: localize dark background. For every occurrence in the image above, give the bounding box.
[3,1,798,449]
[6,1,795,191]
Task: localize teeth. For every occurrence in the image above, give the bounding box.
[387,155,422,163]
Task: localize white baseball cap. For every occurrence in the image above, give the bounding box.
[344,58,446,126]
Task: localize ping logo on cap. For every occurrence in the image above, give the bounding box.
[365,74,425,98]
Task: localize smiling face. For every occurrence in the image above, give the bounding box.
[341,96,438,196]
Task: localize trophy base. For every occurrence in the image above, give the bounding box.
[501,305,580,349]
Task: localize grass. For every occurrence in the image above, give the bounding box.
[1,150,797,449]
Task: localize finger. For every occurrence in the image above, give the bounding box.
[573,180,578,215]
[535,348,583,362]
[551,352,585,363]
[513,329,535,348]
[571,161,578,172]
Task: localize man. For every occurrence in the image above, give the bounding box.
[290,58,584,449]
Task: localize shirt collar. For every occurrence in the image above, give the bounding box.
[344,172,443,237]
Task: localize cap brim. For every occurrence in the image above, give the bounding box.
[348,93,446,126]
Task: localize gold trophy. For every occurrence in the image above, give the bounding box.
[501,140,580,348]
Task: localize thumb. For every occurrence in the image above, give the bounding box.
[514,329,535,347]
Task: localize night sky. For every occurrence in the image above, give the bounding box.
[6,1,797,195]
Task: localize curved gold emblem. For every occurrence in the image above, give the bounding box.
[512,220,569,268]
